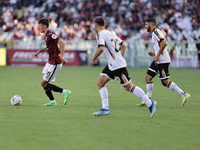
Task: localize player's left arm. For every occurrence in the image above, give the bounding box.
[155,39,167,65]
[58,39,67,63]
[92,46,104,64]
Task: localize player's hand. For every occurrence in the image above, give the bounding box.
[92,59,99,64]
[33,51,39,58]
[154,55,159,65]
[148,52,155,56]
[60,56,67,63]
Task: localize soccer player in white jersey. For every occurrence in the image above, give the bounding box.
[92,16,157,118]
[137,18,190,107]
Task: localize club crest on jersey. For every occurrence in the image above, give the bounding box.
[52,34,57,39]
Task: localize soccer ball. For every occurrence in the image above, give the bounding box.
[11,95,22,106]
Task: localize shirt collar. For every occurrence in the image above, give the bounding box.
[152,27,157,32]
[98,29,104,34]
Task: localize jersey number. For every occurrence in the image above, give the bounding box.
[111,39,121,52]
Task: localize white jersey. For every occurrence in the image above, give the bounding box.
[151,28,170,64]
[96,29,127,71]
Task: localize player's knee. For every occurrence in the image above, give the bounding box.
[161,80,168,87]
[124,82,133,92]
[124,86,130,91]
[145,75,152,81]
[41,82,45,88]
[41,81,48,88]
[96,80,104,88]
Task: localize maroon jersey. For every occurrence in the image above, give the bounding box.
[45,30,62,65]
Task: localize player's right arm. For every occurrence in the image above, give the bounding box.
[154,39,167,65]
[93,33,105,64]
[33,48,47,58]
[92,46,104,64]
[121,43,126,57]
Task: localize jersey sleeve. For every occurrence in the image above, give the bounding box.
[96,33,105,47]
[153,28,165,42]
[49,33,60,43]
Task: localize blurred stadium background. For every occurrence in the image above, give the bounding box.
[0,0,200,67]
[1,1,200,150]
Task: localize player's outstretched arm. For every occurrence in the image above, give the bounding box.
[58,39,67,63]
[33,48,47,58]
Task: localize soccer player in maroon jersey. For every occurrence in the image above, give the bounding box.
[34,18,71,106]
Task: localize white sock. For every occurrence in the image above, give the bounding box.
[50,100,56,103]
[130,85,152,107]
[169,82,186,97]
[146,81,153,99]
[99,86,109,109]
[62,89,67,95]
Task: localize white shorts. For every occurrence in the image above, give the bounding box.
[42,63,62,82]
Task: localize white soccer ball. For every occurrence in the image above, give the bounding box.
[11,95,22,106]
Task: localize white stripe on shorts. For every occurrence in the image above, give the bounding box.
[160,75,170,80]
[148,68,157,74]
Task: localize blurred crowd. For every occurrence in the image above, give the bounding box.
[0,0,200,42]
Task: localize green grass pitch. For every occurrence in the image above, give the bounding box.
[0,66,199,150]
